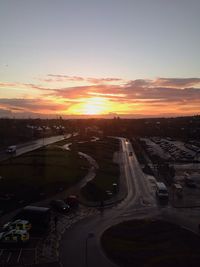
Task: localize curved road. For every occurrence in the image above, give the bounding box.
[60,138,157,267]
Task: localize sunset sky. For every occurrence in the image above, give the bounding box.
[0,0,200,118]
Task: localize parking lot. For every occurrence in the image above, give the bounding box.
[0,247,36,266]
[0,235,42,266]
[0,205,98,266]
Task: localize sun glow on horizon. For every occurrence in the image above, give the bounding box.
[65,96,136,116]
[76,97,109,115]
[83,97,109,115]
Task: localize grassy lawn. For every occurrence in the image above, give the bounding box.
[102,219,200,267]
[79,137,120,202]
[0,145,89,213]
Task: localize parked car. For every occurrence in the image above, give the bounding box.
[65,195,79,209]
[0,229,29,243]
[50,199,70,212]
[155,182,169,200]
[3,219,31,231]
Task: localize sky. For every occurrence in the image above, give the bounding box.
[0,0,200,118]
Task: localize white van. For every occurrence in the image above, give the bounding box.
[156,182,169,199]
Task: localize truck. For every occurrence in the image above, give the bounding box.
[14,206,51,232]
[6,145,17,154]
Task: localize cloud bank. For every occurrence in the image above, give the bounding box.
[0,76,200,118]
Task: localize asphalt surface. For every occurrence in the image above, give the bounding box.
[0,135,70,162]
[60,138,157,267]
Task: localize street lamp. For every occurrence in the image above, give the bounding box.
[112,183,118,194]
[85,232,94,267]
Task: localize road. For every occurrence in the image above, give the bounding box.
[60,138,157,267]
[0,134,71,162]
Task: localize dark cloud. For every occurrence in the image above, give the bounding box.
[126,79,152,88]
[0,98,67,113]
[153,78,200,88]
[47,83,200,104]
[0,108,12,117]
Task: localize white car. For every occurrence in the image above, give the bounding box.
[0,229,29,243]
[6,145,17,153]
[3,219,31,231]
[155,182,169,200]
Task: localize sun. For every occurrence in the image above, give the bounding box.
[83,97,108,115]
[66,96,122,116]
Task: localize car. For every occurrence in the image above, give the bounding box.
[6,145,17,154]
[65,195,79,209]
[0,229,29,243]
[50,199,70,212]
[129,151,133,156]
[155,182,169,200]
[3,219,31,231]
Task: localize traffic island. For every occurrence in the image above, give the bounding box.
[101,219,200,267]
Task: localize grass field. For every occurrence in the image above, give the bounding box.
[0,135,120,212]
[102,219,200,267]
[79,137,120,202]
[0,145,89,213]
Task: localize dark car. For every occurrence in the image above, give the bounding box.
[50,199,70,212]
[65,195,79,209]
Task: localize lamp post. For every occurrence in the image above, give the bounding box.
[112,183,118,194]
[43,128,45,146]
[85,232,94,267]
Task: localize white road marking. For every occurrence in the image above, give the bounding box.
[7,252,12,263]
[17,248,22,262]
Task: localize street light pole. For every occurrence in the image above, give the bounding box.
[85,233,94,267]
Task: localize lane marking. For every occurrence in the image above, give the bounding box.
[17,248,22,262]
[7,252,12,263]
[0,249,3,257]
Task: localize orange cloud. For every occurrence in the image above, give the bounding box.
[0,77,200,117]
